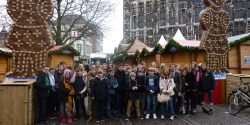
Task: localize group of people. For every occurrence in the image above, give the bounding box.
[35,61,216,124]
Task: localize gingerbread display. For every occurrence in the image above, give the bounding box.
[5,0,54,77]
[200,0,229,71]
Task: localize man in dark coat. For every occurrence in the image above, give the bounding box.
[114,65,126,116]
[91,69,108,122]
[34,66,52,125]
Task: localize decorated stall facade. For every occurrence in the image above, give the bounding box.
[0,47,12,81]
[228,34,250,74]
[48,45,80,68]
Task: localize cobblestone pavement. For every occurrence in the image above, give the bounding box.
[48,105,250,125]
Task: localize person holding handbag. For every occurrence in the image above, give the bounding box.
[159,68,176,120]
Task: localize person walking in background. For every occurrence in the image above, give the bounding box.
[145,67,159,120]
[159,68,176,120]
[35,66,52,125]
[199,63,216,115]
[91,69,108,123]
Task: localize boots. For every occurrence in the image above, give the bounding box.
[59,114,66,123]
[67,113,73,124]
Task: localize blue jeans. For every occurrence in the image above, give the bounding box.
[139,93,146,115]
[147,94,157,115]
[106,94,115,117]
[169,96,175,116]
[160,102,167,115]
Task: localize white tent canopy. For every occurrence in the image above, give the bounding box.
[173,29,186,41]
[157,35,168,47]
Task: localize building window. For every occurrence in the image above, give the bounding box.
[146,1,152,13]
[76,44,82,54]
[138,2,144,14]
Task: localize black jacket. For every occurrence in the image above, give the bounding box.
[54,70,64,85]
[34,72,52,98]
[172,71,182,93]
[185,72,197,91]
[73,76,86,96]
[136,75,146,93]
[57,80,70,103]
[91,77,108,100]
[199,71,216,91]
[126,79,139,100]
[115,70,126,91]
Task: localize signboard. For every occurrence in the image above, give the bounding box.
[244,56,250,64]
[213,73,226,80]
[71,31,78,38]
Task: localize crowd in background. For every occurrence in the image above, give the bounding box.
[34,61,217,124]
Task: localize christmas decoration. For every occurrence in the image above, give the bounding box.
[200,0,229,71]
[5,0,54,77]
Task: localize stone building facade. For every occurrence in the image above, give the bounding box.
[123,0,250,47]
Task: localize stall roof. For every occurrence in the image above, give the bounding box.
[157,35,168,47]
[48,45,80,56]
[227,33,250,43]
[127,39,153,55]
[173,29,186,41]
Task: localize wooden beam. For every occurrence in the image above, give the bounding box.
[237,45,242,74]
[229,67,250,70]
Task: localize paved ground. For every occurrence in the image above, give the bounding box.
[47,105,250,125]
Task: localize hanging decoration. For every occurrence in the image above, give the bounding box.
[5,0,54,77]
[199,0,229,71]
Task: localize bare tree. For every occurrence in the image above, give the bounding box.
[0,0,114,45]
[50,0,114,45]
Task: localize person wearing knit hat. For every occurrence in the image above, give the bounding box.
[126,72,142,120]
[57,69,74,124]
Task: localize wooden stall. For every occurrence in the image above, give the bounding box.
[228,40,250,74]
[0,47,12,81]
[0,80,37,125]
[160,51,204,68]
[48,45,80,69]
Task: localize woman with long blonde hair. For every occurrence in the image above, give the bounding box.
[159,68,176,120]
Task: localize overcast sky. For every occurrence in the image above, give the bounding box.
[0,0,123,54]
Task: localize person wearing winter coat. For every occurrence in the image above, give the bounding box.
[91,69,108,122]
[125,72,141,120]
[106,68,118,118]
[57,69,74,124]
[170,64,184,114]
[70,68,87,120]
[183,65,198,115]
[199,63,216,115]
[114,65,126,116]
[136,69,146,118]
[159,68,176,121]
[34,66,52,125]
[145,67,159,120]
[86,68,96,121]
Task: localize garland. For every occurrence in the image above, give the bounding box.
[164,39,199,52]
[229,34,250,47]
[49,45,80,56]
[0,49,12,57]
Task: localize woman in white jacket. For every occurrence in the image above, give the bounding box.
[159,68,176,120]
